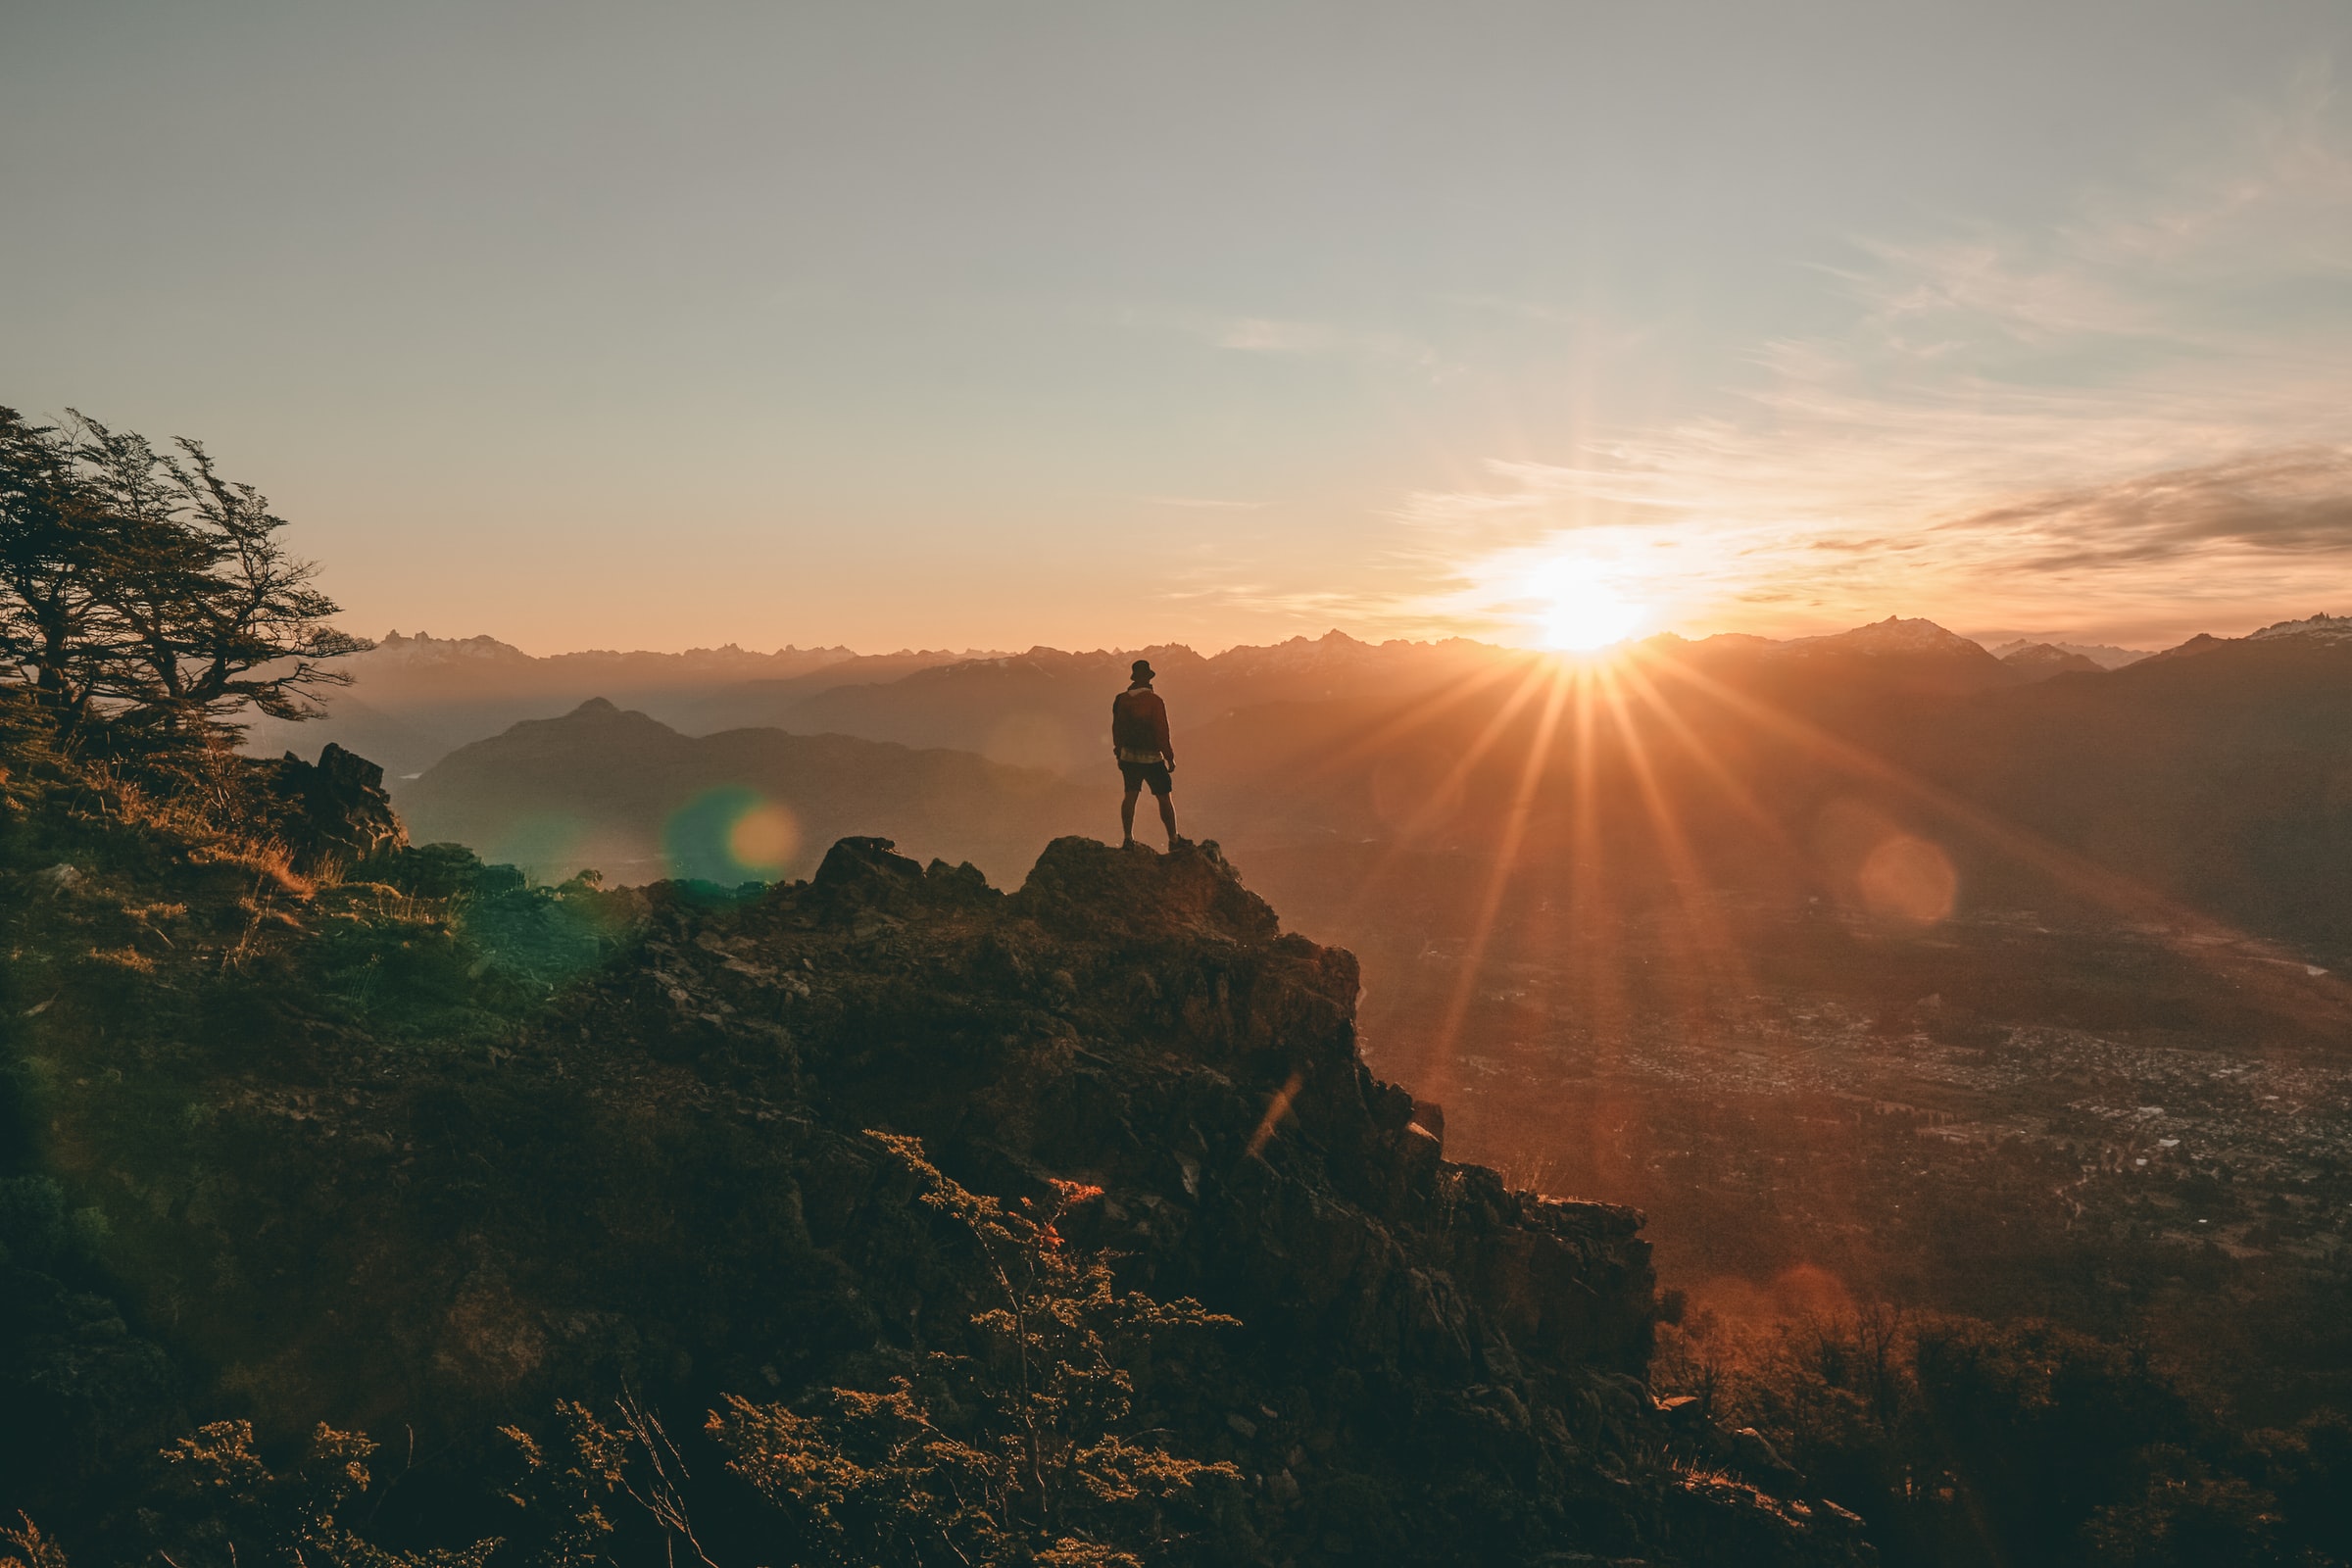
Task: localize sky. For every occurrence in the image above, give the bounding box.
[5,1,2352,656]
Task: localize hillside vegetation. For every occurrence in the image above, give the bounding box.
[1,720,1880,1566]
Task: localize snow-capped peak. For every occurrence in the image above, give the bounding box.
[2247,613,2352,645]
[370,630,533,665]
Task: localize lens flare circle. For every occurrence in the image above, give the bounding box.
[663,786,802,885]
[1857,833,1958,924]
[728,802,801,873]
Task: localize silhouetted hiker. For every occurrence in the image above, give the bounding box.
[1112,658,1179,851]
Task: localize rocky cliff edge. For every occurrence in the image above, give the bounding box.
[3,786,1872,1564]
[548,834,1872,1564]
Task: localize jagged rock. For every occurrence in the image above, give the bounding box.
[1005,835,1277,943]
[811,834,926,902]
[809,834,997,919]
[8,824,1873,1565]
[535,834,1873,1563]
[249,741,407,866]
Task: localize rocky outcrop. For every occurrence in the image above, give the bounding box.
[249,741,406,865]
[537,835,1872,1563]
[6,812,1870,1563]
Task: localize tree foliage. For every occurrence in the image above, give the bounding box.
[85,1132,1241,1568]
[499,1395,721,1568]
[1661,1300,2352,1567]
[0,1514,71,1568]
[149,1420,497,1568]
[708,1133,1242,1567]
[0,406,365,759]
[480,1133,1247,1568]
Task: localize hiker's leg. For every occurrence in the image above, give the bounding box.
[1121,787,1141,846]
[1157,790,1177,849]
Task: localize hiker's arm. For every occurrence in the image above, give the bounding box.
[1153,698,1174,762]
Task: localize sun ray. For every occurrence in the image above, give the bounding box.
[1330,654,1566,941]
[1611,645,1811,871]
[1637,651,2352,1031]
[1524,660,1654,1204]
[1294,650,1549,788]
[1593,662,1760,1014]
[1586,663,1904,1256]
[1414,660,1576,1113]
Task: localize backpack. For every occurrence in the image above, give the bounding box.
[1111,690,1162,753]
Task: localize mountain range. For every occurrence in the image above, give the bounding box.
[255,619,2154,786]
[1984,637,2152,669]
[398,697,1098,886]
[240,632,987,780]
[386,612,2352,958]
[1191,614,2352,952]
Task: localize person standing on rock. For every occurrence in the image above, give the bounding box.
[1112,658,1179,852]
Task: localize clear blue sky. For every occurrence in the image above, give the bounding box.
[6,2,2349,652]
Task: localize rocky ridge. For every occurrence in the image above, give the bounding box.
[497,833,1872,1563]
[2249,612,2352,645]
[1,749,1872,1562]
[248,740,409,864]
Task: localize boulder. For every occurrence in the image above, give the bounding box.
[250,742,406,866]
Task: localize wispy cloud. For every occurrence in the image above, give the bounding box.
[1347,75,2352,647]
[1947,448,2352,569]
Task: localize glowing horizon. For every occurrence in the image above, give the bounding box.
[6,7,2349,658]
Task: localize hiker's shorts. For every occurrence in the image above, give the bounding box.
[1118,760,1173,797]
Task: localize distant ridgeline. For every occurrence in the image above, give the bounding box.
[374,612,2352,958]
[0,738,1871,1567]
[394,696,1102,889]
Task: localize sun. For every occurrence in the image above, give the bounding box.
[1534,568,1648,651]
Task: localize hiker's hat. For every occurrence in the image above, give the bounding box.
[1131,659,1154,682]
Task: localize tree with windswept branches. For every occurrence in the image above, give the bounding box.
[0,406,367,758]
[0,407,113,737]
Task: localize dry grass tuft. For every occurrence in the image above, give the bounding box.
[237,841,317,900]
